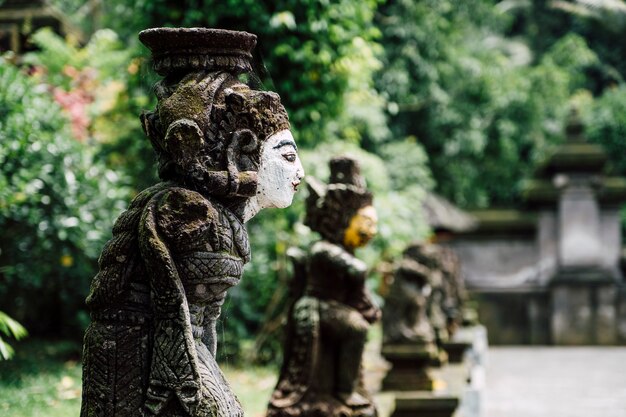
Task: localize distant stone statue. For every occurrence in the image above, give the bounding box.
[381,242,442,391]
[438,246,467,335]
[80,28,304,417]
[402,243,450,346]
[382,246,436,346]
[268,157,380,417]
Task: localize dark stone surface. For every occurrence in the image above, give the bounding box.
[381,345,440,392]
[471,291,551,345]
[391,392,459,417]
[442,341,471,364]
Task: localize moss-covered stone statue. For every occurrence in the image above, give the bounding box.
[381,243,442,391]
[407,243,450,347]
[382,245,436,347]
[438,246,467,336]
[80,28,304,417]
[267,157,380,417]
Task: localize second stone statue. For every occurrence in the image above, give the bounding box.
[268,157,380,417]
[80,28,304,417]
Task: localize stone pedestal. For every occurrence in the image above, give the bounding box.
[391,392,459,417]
[551,275,618,344]
[442,341,470,364]
[381,344,443,392]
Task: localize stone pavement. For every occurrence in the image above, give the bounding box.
[484,347,626,417]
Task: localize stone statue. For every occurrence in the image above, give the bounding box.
[267,157,380,417]
[382,247,436,346]
[438,246,466,336]
[80,28,304,417]
[402,243,450,347]
[380,242,441,391]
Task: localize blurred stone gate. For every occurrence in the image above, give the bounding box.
[433,116,626,345]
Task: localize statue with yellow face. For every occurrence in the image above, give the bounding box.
[268,157,380,417]
[343,205,378,250]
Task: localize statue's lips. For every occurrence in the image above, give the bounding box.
[292,181,301,191]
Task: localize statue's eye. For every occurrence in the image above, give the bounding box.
[283,153,296,163]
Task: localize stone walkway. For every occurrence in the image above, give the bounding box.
[484,347,626,417]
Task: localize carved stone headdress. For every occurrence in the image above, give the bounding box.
[139,28,290,197]
[305,156,373,244]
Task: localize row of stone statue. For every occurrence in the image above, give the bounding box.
[78,27,472,417]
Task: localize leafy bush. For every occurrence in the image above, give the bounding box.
[585,85,626,174]
[0,59,128,336]
[24,28,159,192]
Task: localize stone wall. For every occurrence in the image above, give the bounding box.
[436,117,626,345]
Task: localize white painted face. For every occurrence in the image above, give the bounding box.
[256,130,304,209]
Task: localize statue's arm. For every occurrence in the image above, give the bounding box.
[311,241,367,281]
[139,188,216,416]
[311,241,381,323]
[85,186,161,310]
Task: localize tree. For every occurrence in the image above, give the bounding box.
[375,0,606,208]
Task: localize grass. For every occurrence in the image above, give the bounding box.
[223,364,278,417]
[0,325,384,417]
[0,339,83,417]
[0,339,278,417]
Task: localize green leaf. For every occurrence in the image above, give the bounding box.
[0,337,14,360]
[0,311,27,340]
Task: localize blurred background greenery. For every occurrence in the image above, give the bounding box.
[1,0,626,387]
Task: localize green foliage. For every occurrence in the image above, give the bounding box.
[94,0,386,148]
[23,27,158,191]
[375,0,607,208]
[0,60,128,336]
[378,139,434,191]
[0,311,27,360]
[585,85,626,173]
[0,339,82,416]
[503,0,626,93]
[24,28,131,87]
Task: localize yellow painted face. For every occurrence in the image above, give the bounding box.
[343,205,378,249]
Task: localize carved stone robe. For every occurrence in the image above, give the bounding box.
[81,183,250,417]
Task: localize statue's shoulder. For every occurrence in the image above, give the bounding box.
[153,186,219,219]
[309,241,366,275]
[143,185,221,246]
[310,240,343,257]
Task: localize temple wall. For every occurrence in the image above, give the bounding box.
[441,208,625,345]
[446,238,540,290]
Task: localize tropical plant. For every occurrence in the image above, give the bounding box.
[0,58,129,336]
[0,311,27,360]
